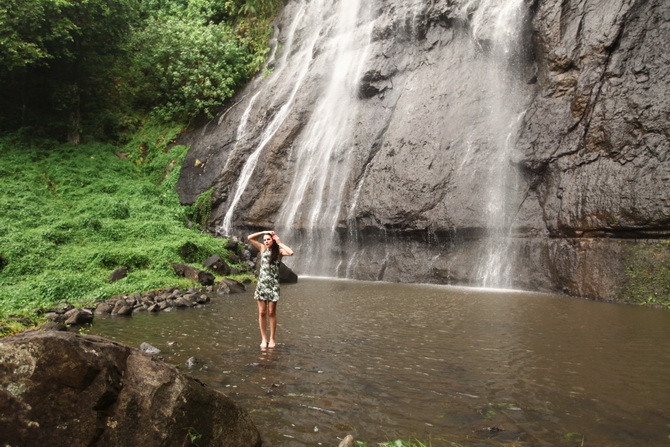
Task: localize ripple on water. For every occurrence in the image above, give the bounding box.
[92,278,670,447]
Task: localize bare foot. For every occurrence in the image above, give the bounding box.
[268,340,276,348]
[260,341,268,350]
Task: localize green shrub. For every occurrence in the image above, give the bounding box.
[108,201,131,219]
[188,188,215,228]
[624,241,670,308]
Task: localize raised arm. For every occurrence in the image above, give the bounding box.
[247,230,270,252]
[273,234,294,257]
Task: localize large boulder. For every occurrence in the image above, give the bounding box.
[279,263,298,284]
[171,262,216,286]
[203,254,231,276]
[0,331,261,447]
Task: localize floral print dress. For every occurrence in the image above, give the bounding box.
[254,249,281,302]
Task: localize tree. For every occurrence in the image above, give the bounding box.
[0,0,282,140]
[128,16,253,122]
[0,0,139,142]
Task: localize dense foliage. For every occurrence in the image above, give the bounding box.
[0,0,139,141]
[0,0,282,334]
[0,0,282,141]
[0,128,245,333]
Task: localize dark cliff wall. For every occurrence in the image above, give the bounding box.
[176,0,669,301]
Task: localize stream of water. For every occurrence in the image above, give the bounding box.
[91,278,670,447]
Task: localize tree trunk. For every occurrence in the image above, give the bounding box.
[67,88,81,144]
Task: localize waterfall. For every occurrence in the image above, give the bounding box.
[219,1,323,236]
[221,92,260,235]
[216,0,532,285]
[275,0,374,276]
[468,0,530,288]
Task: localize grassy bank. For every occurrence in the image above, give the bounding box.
[0,127,242,334]
[624,240,670,308]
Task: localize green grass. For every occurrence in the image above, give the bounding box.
[0,127,245,333]
[624,240,670,308]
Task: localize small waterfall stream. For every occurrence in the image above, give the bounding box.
[220,1,325,236]
[221,92,260,234]
[466,0,531,288]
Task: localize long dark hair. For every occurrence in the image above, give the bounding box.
[269,238,280,264]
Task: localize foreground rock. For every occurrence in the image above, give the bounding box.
[0,331,262,447]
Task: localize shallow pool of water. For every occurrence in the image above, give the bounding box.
[91,278,670,446]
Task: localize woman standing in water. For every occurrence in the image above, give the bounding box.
[247,230,294,349]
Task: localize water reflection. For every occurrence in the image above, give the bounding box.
[91,278,670,446]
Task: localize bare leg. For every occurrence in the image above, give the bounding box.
[267,301,277,348]
[257,300,268,349]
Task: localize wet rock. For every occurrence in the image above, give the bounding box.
[217,281,231,296]
[63,308,94,326]
[186,356,200,368]
[0,331,262,447]
[139,342,161,355]
[147,303,160,312]
[112,303,133,316]
[217,278,247,295]
[225,238,239,252]
[95,302,114,314]
[38,321,67,332]
[175,297,194,308]
[338,434,356,447]
[174,0,670,301]
[279,263,298,284]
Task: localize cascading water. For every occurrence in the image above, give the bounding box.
[467,0,531,288]
[218,0,377,276]
[220,2,323,236]
[276,0,375,276]
[220,92,259,235]
[218,0,532,285]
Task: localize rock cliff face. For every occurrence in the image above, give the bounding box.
[176,0,669,300]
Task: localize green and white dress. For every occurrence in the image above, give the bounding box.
[254,249,281,302]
